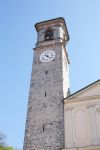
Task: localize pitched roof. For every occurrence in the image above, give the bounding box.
[64,79,100,100]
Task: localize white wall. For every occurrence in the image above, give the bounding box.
[64,98,100,148]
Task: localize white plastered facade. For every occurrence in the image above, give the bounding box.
[64,80,100,150]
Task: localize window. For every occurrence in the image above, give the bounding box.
[43,125,44,132]
[45,92,46,97]
[45,28,53,40]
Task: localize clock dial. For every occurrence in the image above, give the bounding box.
[40,50,55,62]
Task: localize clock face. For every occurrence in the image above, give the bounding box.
[40,50,55,62]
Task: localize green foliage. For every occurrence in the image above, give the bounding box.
[0,132,15,150]
[0,146,14,150]
[0,132,6,146]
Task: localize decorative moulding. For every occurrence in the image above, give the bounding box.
[64,95,100,104]
[62,145,100,150]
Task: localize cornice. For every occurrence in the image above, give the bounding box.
[35,17,69,41]
[62,145,100,150]
[33,41,66,51]
[64,95,100,104]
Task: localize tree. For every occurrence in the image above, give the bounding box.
[0,146,14,150]
[0,132,15,150]
[0,132,6,146]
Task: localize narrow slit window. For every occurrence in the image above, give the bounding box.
[45,92,46,97]
[43,125,44,132]
[46,70,47,74]
[29,106,32,111]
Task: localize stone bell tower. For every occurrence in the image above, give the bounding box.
[23,17,70,150]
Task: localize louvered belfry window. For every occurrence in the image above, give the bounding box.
[45,28,53,40]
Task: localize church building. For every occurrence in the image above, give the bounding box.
[23,17,100,150]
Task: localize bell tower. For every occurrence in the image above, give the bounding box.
[23,17,70,150]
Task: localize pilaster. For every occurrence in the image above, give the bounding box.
[87,104,99,145]
[64,107,75,148]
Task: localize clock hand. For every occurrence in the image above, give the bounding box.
[45,54,50,58]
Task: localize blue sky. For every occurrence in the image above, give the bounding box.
[0,0,100,149]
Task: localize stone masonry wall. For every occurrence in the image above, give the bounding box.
[23,44,66,150]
